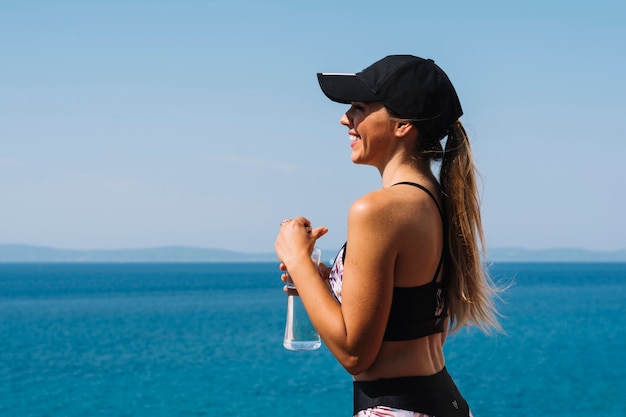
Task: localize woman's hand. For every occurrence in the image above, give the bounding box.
[318,262,331,281]
[274,216,328,270]
[275,216,328,293]
[279,261,330,295]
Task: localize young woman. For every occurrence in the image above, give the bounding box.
[275,55,501,417]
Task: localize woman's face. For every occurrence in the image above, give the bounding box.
[340,101,396,167]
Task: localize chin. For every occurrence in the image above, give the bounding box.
[351,157,370,166]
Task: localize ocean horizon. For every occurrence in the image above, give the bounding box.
[1,243,626,263]
[1,262,625,416]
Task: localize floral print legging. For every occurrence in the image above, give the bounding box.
[355,406,474,416]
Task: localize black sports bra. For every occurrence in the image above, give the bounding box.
[327,181,449,341]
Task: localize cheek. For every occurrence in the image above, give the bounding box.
[353,116,365,130]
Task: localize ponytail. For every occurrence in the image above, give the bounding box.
[440,121,501,333]
[386,107,503,333]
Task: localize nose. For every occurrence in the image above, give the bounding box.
[340,111,351,127]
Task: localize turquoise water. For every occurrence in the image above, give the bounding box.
[0,262,625,416]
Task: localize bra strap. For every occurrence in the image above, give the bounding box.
[392,181,444,217]
[392,181,446,283]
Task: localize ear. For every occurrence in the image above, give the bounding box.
[394,121,416,139]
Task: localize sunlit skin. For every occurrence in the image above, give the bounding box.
[275,101,447,380]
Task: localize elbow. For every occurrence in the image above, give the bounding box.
[340,354,375,376]
[333,336,381,375]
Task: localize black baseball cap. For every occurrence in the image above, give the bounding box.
[317,55,463,140]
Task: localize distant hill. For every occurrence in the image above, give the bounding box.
[486,247,626,263]
[0,244,277,263]
[0,244,625,263]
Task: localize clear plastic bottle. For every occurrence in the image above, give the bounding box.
[283,247,322,351]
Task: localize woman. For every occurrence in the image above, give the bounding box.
[275,55,501,417]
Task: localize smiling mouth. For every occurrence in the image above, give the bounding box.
[349,133,361,142]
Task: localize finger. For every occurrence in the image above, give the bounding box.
[294,216,311,227]
[311,226,329,240]
[316,263,331,281]
[284,286,299,296]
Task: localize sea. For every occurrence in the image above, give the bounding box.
[0,262,625,417]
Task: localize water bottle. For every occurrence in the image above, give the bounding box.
[283,247,322,351]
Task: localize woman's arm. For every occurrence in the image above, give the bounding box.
[275,193,398,374]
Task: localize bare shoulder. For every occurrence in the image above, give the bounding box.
[349,189,396,222]
[348,185,442,243]
[347,189,406,240]
[344,189,408,279]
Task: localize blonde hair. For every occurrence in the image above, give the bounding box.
[440,121,501,333]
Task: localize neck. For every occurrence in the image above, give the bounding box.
[379,156,435,188]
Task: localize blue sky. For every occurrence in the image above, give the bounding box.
[1,0,624,253]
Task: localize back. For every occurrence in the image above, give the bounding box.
[327,180,449,380]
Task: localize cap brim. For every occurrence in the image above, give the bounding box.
[317,73,379,104]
